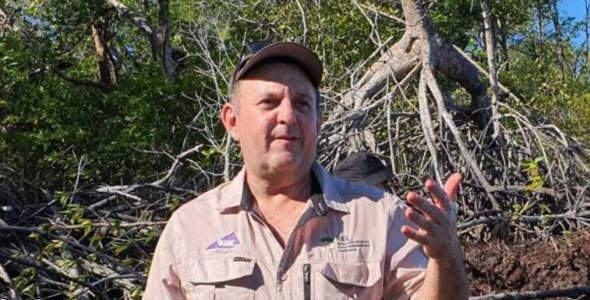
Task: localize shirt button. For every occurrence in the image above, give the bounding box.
[280,273,288,281]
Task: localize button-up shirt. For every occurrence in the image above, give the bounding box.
[143,162,427,300]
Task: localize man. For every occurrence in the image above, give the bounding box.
[143,41,468,300]
[333,152,395,190]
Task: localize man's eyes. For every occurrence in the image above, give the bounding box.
[295,97,312,108]
[259,99,278,106]
[257,98,312,110]
[296,99,312,108]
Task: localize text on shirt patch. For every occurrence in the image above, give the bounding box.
[206,232,241,250]
[233,256,252,263]
[319,236,370,252]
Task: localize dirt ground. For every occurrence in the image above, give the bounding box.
[464,230,590,299]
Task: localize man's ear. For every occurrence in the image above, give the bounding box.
[221,102,240,142]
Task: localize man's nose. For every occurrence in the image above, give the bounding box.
[277,99,295,125]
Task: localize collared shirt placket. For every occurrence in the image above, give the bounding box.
[245,189,327,300]
[279,192,327,300]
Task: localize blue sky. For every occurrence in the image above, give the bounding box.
[562,0,586,21]
[561,0,588,45]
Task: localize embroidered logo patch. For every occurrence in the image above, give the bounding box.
[318,236,369,252]
[206,232,240,250]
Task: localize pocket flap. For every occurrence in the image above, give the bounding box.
[189,255,256,284]
[316,260,382,287]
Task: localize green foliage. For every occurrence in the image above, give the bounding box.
[512,199,534,220]
[0,0,407,193]
[522,157,545,191]
[1,41,206,189]
[502,43,590,144]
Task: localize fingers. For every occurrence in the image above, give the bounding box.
[406,192,447,225]
[401,225,434,246]
[425,179,452,213]
[402,175,463,260]
[443,173,463,202]
[406,207,438,234]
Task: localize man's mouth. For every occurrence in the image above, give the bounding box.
[274,135,299,141]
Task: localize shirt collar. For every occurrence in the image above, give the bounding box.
[215,161,349,214]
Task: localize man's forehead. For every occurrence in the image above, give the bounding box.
[252,85,314,99]
[236,63,315,93]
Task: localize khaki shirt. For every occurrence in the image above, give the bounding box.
[143,162,426,300]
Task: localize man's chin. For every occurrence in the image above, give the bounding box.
[267,154,303,172]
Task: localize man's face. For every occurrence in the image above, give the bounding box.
[222,62,321,178]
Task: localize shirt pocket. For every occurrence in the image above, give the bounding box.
[184,255,258,300]
[311,260,383,300]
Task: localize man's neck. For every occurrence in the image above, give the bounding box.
[246,170,312,205]
[244,170,313,247]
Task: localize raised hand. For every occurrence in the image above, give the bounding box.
[401,174,463,262]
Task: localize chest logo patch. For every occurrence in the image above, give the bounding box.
[319,236,370,252]
[206,232,240,250]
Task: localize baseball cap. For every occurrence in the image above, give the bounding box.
[333,152,394,187]
[230,41,323,90]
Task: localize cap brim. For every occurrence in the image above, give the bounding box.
[235,42,323,87]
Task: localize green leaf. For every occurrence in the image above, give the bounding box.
[81,219,92,236]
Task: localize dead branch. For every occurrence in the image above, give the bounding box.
[47,221,168,230]
[358,2,406,25]
[88,144,202,210]
[0,253,104,297]
[453,45,522,103]
[469,285,590,300]
[152,144,203,186]
[458,210,590,231]
[0,226,144,281]
[418,70,442,183]
[480,0,504,146]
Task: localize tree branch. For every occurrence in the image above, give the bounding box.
[105,0,158,58]
[469,285,590,300]
[458,210,590,231]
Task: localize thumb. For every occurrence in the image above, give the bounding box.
[444,173,463,202]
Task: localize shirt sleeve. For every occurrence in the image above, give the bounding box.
[143,215,185,300]
[383,197,428,300]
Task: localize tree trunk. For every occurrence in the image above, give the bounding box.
[536,0,545,61]
[91,23,115,87]
[497,17,510,71]
[480,0,504,146]
[551,0,567,83]
[579,0,590,77]
[158,0,174,79]
[332,0,492,132]
[106,0,174,79]
[327,0,503,208]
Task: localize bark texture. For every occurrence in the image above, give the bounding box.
[92,22,115,87]
[480,0,504,145]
